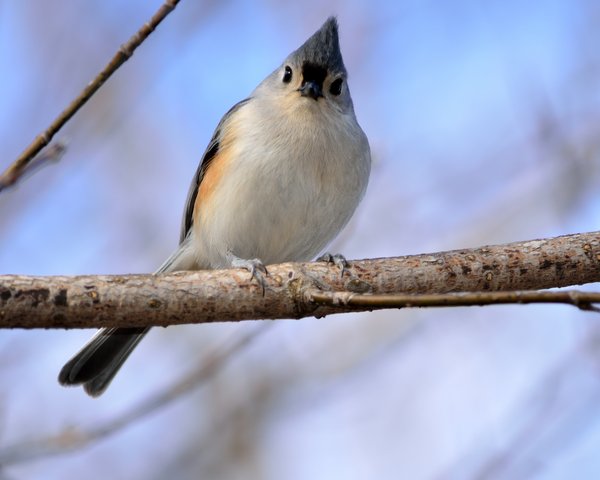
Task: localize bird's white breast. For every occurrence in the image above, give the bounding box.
[192,96,370,268]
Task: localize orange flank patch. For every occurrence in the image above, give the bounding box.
[193,145,233,225]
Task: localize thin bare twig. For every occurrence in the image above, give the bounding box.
[308,290,600,313]
[0,0,180,193]
[0,324,269,466]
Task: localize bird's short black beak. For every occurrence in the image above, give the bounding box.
[299,81,323,100]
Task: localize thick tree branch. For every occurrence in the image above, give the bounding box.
[0,0,180,192]
[1,231,598,329]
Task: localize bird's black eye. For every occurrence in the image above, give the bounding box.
[330,78,343,96]
[283,65,292,83]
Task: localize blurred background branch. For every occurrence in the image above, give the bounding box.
[0,324,268,466]
[0,142,67,193]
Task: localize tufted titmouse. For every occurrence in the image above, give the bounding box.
[59,17,371,396]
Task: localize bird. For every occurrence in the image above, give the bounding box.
[58,16,371,397]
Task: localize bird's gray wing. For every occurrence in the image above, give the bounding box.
[179,98,252,243]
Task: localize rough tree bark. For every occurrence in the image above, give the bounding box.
[0,231,598,329]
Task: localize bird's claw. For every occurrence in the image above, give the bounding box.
[230,256,268,295]
[318,252,349,278]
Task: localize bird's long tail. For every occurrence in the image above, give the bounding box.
[58,242,193,397]
[58,326,149,397]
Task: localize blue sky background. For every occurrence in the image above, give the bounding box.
[1,1,600,479]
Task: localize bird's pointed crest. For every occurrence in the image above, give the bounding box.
[290,17,346,74]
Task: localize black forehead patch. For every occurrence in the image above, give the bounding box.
[302,62,327,86]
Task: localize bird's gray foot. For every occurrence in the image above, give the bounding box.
[228,253,268,295]
[318,252,348,277]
